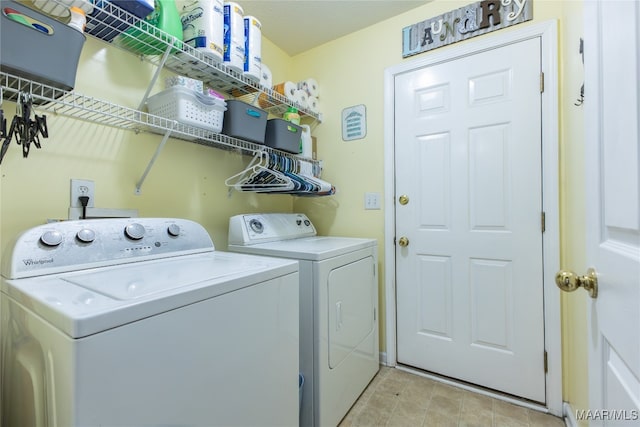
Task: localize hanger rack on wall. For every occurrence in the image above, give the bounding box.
[226,151,334,196]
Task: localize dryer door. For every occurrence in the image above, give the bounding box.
[327,255,376,369]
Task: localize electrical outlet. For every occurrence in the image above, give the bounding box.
[364,192,381,210]
[70,179,95,208]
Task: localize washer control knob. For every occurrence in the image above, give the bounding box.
[124,223,145,240]
[249,219,264,234]
[167,224,181,237]
[304,219,311,226]
[76,228,96,243]
[40,230,63,247]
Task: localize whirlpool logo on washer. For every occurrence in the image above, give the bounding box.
[22,257,54,266]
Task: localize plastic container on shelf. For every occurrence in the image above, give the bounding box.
[120,0,183,55]
[265,119,302,154]
[147,86,226,139]
[0,0,86,91]
[222,100,267,144]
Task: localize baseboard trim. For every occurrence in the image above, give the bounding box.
[563,402,578,427]
[379,352,388,366]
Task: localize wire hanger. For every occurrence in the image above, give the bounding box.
[225,151,294,191]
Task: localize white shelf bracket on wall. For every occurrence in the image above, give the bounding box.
[137,42,174,111]
[135,123,176,195]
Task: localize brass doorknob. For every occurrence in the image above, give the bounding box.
[399,195,409,205]
[398,237,409,247]
[555,268,598,299]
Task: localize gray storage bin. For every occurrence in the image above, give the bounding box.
[0,0,86,91]
[265,119,302,154]
[222,100,267,144]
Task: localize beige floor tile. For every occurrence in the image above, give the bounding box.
[427,394,462,416]
[494,399,530,420]
[386,400,428,426]
[422,409,459,427]
[527,409,565,427]
[459,408,494,427]
[340,367,567,427]
[494,413,529,427]
[461,392,495,414]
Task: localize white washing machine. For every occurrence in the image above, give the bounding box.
[1,218,299,427]
[228,213,379,427]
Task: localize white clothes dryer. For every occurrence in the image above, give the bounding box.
[1,218,299,427]
[228,213,379,427]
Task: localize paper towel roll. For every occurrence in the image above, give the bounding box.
[298,78,319,97]
[181,0,224,62]
[223,2,244,72]
[273,81,297,100]
[293,89,308,109]
[260,63,272,89]
[243,15,261,82]
[307,96,319,113]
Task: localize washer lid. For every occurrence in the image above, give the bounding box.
[63,254,264,300]
[229,236,377,261]
[1,251,297,338]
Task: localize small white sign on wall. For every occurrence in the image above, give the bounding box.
[342,104,367,141]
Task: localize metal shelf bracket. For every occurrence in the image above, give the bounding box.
[135,123,176,195]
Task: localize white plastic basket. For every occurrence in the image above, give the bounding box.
[147,86,226,138]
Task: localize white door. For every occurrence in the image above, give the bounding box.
[395,38,546,402]
[582,1,640,424]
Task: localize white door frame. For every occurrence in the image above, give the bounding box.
[383,20,561,415]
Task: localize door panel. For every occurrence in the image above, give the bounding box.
[584,0,640,422]
[395,38,545,402]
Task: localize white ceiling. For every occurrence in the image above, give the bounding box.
[239,1,430,56]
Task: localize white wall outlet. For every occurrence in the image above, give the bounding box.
[364,192,381,210]
[70,179,95,208]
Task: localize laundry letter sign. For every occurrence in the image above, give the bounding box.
[402,0,532,57]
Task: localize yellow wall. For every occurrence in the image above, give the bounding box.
[0,35,296,256]
[289,0,588,419]
[0,0,589,419]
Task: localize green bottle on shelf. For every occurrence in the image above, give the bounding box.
[283,107,300,125]
[121,0,183,55]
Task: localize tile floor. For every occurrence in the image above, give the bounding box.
[339,367,566,427]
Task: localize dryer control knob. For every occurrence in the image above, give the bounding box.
[167,224,181,237]
[249,219,264,234]
[124,223,145,240]
[40,230,63,247]
[76,228,96,243]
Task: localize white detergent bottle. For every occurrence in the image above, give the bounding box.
[300,125,312,158]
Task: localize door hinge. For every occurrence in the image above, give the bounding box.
[544,350,548,373]
[541,211,546,233]
[540,72,545,93]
